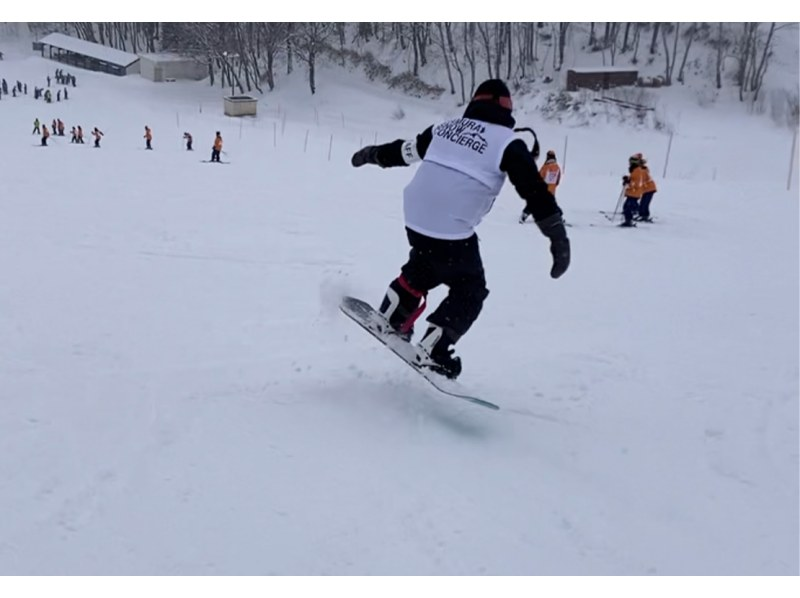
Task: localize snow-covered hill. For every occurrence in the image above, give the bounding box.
[0,32,797,576]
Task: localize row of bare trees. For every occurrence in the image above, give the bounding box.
[57,22,790,103]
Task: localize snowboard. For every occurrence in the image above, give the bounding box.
[340,296,499,410]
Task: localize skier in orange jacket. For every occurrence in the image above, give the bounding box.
[211,131,223,162]
[620,154,646,227]
[637,157,658,222]
[144,125,153,150]
[539,150,562,196]
[520,149,562,223]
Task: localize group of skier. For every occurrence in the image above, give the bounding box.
[33,117,102,147]
[33,119,223,158]
[0,70,75,103]
[182,131,223,161]
[518,148,658,227]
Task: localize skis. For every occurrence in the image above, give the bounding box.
[599,210,658,225]
[340,296,499,410]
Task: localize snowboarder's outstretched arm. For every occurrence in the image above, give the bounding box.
[501,139,570,279]
[351,127,434,168]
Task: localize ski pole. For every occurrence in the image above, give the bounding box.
[610,188,625,222]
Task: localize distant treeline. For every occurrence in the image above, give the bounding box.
[27,23,793,106]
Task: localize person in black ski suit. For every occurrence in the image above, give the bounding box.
[350,79,570,380]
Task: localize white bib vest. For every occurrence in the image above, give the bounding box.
[403,118,515,240]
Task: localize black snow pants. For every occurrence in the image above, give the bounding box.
[399,227,489,343]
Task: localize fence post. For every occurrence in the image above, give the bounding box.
[788,127,798,192]
[304,130,309,153]
[328,134,334,161]
[663,131,674,179]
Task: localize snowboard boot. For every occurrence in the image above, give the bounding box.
[416,324,462,380]
[378,277,425,342]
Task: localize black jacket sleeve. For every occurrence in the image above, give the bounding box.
[373,126,434,167]
[500,138,562,222]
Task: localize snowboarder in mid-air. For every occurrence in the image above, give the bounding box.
[350,79,570,380]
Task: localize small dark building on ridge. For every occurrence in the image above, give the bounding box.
[566,67,639,92]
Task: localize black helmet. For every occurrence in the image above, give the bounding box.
[472,79,513,111]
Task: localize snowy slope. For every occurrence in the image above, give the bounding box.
[0,44,797,575]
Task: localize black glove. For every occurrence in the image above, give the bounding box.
[351,145,382,168]
[622,175,630,185]
[536,213,571,279]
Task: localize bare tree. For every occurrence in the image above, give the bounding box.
[408,22,429,75]
[493,23,504,79]
[411,22,420,75]
[607,22,621,65]
[293,22,334,94]
[260,23,289,91]
[557,22,570,71]
[476,23,493,79]
[736,23,758,101]
[507,22,513,80]
[622,22,632,53]
[751,22,777,102]
[661,23,681,85]
[631,23,643,64]
[435,22,456,96]
[677,23,698,84]
[516,23,528,78]
[462,22,477,96]
[286,23,294,75]
[650,22,661,55]
[336,23,346,67]
[714,22,728,89]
